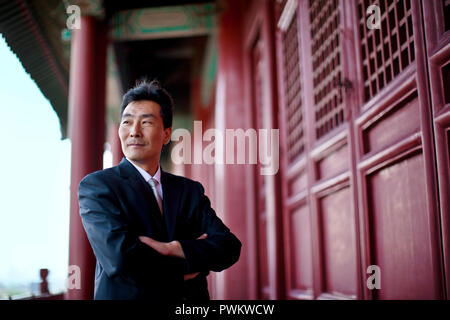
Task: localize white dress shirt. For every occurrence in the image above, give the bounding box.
[127,158,163,200]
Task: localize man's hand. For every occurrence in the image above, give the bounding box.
[138,236,183,258]
[138,233,208,280]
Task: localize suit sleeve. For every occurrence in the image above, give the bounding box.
[78,173,184,285]
[178,182,242,274]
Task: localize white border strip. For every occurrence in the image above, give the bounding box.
[277,0,298,32]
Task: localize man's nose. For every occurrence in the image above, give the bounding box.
[130,123,142,137]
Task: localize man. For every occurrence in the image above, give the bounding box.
[78,80,241,300]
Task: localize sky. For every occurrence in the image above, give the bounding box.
[0,34,71,294]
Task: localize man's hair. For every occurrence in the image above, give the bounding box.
[120,79,174,128]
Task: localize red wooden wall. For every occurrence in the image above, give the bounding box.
[240,0,448,300]
[275,0,449,300]
[186,0,449,299]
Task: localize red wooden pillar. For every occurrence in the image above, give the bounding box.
[67,16,107,300]
[214,0,250,299]
[107,123,123,166]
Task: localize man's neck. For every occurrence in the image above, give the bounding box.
[128,158,159,176]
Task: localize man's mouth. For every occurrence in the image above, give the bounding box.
[128,142,145,147]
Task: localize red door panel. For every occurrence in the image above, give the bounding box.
[319,186,358,298]
[367,151,440,299]
[289,204,313,295]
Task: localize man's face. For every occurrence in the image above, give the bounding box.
[118,100,171,164]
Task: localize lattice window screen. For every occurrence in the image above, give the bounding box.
[445,0,450,31]
[282,11,304,163]
[309,0,345,140]
[358,0,415,102]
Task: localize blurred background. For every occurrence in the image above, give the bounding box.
[0,34,71,298]
[0,0,449,300]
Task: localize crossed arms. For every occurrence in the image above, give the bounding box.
[138,233,207,280]
[78,172,241,285]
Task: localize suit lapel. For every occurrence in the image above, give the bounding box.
[117,158,166,236]
[161,170,181,241]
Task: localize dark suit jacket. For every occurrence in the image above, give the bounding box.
[78,158,241,300]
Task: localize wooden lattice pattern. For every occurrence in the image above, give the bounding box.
[309,0,345,140]
[282,11,304,163]
[358,0,415,102]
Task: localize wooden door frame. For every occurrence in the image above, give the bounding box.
[422,0,450,299]
[274,0,315,300]
[294,0,363,299]
[351,0,445,299]
[243,0,285,300]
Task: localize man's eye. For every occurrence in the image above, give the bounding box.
[122,121,130,125]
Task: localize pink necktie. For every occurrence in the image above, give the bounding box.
[148,178,163,214]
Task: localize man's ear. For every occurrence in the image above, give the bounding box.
[163,127,172,145]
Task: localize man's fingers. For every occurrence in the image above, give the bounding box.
[138,236,169,256]
[184,272,200,281]
[138,236,151,245]
[140,235,204,258]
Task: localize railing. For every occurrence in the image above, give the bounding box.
[17,292,65,300]
[7,268,66,300]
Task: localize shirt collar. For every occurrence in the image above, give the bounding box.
[126,158,161,184]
